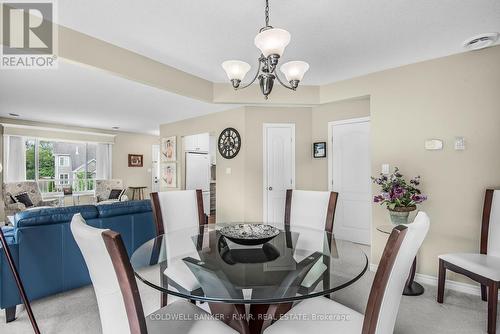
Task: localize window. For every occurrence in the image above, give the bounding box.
[59,173,69,185]
[59,156,70,167]
[21,138,110,193]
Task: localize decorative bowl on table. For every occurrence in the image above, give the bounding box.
[219,224,280,246]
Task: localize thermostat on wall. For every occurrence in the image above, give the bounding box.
[424,139,443,150]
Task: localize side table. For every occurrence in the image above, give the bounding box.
[128,186,147,200]
[377,224,425,296]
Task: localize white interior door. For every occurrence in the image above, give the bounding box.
[329,118,371,245]
[151,144,160,192]
[263,124,295,224]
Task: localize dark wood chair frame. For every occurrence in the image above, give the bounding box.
[102,230,148,334]
[150,189,207,306]
[437,189,499,334]
[0,228,41,333]
[362,225,407,334]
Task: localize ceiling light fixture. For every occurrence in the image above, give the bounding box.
[221,0,309,99]
[463,33,499,51]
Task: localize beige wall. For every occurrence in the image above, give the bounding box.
[320,46,500,283]
[159,108,247,223]
[112,132,159,199]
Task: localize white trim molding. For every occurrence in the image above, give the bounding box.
[369,263,492,298]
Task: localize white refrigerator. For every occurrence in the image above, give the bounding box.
[185,152,211,216]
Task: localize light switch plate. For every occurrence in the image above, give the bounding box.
[381,164,390,175]
[425,139,443,150]
[225,167,232,175]
[454,137,465,150]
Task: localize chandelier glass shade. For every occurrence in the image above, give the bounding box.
[221,0,309,99]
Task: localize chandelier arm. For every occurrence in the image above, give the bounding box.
[236,60,262,90]
[275,70,296,91]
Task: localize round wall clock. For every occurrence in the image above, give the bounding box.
[218,127,241,159]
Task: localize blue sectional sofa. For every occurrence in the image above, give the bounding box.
[0,200,156,321]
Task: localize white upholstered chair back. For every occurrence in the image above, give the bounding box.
[374,212,430,334]
[157,190,200,233]
[289,190,331,230]
[487,190,500,256]
[70,214,130,334]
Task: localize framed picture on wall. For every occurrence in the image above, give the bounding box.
[313,142,327,158]
[128,154,144,167]
[161,136,176,162]
[161,162,177,188]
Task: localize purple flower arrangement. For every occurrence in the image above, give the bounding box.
[372,167,427,210]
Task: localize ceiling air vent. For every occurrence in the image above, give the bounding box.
[463,33,499,51]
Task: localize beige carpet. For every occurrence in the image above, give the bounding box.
[0,269,493,334]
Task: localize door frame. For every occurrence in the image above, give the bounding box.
[327,116,370,191]
[263,123,296,223]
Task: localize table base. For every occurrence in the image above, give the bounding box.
[403,282,425,296]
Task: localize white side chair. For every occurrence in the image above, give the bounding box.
[150,190,206,303]
[438,189,500,334]
[70,213,236,334]
[264,212,430,334]
[284,189,338,290]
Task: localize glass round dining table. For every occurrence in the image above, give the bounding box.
[131,223,368,334]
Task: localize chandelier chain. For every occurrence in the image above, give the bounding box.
[265,0,270,27]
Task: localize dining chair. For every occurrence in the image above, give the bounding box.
[284,189,338,291]
[438,189,500,334]
[264,211,430,334]
[150,190,206,305]
[70,213,237,334]
[285,189,338,232]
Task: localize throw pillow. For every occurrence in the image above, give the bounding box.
[108,189,123,200]
[14,192,34,208]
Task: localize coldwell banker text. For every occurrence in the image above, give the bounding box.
[1,1,58,69]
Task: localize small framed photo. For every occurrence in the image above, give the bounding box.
[128,154,143,167]
[161,163,177,188]
[161,136,176,162]
[313,142,327,158]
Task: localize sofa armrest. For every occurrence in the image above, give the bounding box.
[5,202,26,211]
[38,198,58,207]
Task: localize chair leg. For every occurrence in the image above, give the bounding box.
[5,306,16,323]
[437,259,446,303]
[487,281,498,334]
[482,284,488,302]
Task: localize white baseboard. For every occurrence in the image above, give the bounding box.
[369,263,484,298]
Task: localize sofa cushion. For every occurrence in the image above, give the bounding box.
[97,200,151,218]
[15,205,99,227]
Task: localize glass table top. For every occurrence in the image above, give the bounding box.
[131,223,368,304]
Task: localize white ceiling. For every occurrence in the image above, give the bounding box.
[57,0,500,85]
[0,61,236,135]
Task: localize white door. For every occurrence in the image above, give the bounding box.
[329,118,371,245]
[151,144,160,192]
[263,124,295,224]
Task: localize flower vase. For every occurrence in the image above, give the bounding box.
[388,206,416,225]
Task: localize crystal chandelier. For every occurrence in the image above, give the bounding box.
[222,0,309,99]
